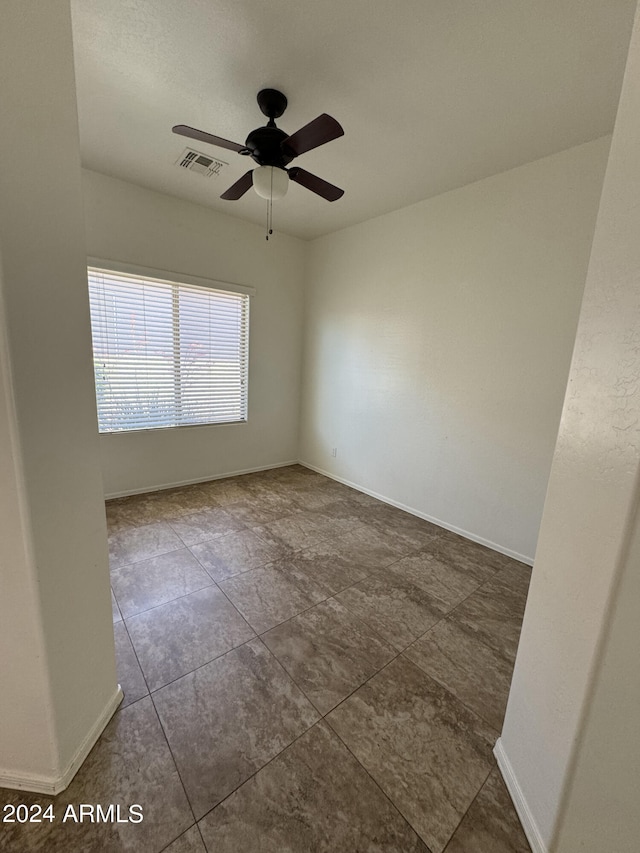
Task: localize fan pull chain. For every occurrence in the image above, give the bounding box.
[266,170,274,240]
[266,196,274,240]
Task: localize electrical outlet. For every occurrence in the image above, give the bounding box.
[331,447,337,457]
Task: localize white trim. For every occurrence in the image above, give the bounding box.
[0,686,123,795]
[298,461,534,566]
[87,257,256,297]
[104,461,299,500]
[494,737,548,853]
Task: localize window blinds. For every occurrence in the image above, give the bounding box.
[88,267,249,433]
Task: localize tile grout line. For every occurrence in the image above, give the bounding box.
[206,579,260,646]
[156,822,199,853]
[152,632,403,834]
[114,614,201,846]
[116,579,217,622]
[393,562,524,732]
[400,644,506,735]
[314,595,515,848]
[148,688,200,830]
[146,635,257,697]
[118,617,153,704]
[194,717,321,829]
[112,485,512,667]
[110,542,186,573]
[323,654,500,853]
[166,507,252,550]
[264,616,407,720]
[440,765,495,853]
[115,504,500,699]
[105,468,526,850]
[195,820,209,852]
[323,713,436,852]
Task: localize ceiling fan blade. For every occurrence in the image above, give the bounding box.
[282,114,344,157]
[288,167,344,202]
[172,125,245,153]
[220,170,254,200]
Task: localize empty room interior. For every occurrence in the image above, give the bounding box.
[1,1,640,852]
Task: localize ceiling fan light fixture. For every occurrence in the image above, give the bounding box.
[173,90,344,205]
[253,165,288,200]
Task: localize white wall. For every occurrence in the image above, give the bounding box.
[81,170,306,496]
[299,138,609,562]
[0,0,118,792]
[498,5,640,849]
[0,253,56,783]
[553,495,640,852]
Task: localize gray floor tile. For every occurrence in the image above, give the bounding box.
[444,768,531,853]
[163,825,206,853]
[189,528,286,582]
[290,482,353,511]
[328,524,408,570]
[241,471,294,497]
[0,697,192,853]
[447,575,527,663]
[281,538,379,596]
[168,507,245,547]
[328,656,495,853]
[310,503,368,538]
[113,620,149,707]
[219,559,328,633]
[111,548,213,618]
[264,465,329,489]
[198,721,430,853]
[138,485,218,520]
[353,503,442,550]
[106,486,216,531]
[105,495,162,531]
[431,531,514,575]
[108,521,184,569]
[403,617,514,730]
[126,585,254,690]
[197,477,253,505]
[389,549,493,608]
[347,488,387,508]
[494,563,532,602]
[153,638,319,819]
[251,512,335,553]
[263,598,396,714]
[312,496,375,525]
[111,588,122,623]
[10,467,530,852]
[336,571,448,650]
[223,492,300,526]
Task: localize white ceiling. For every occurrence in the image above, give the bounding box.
[70,0,636,241]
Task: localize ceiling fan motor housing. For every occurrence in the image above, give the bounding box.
[172,86,344,202]
[244,126,295,167]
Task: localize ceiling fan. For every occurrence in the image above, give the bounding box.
[173,89,344,203]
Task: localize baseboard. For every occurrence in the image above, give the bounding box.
[105,461,299,500]
[494,737,548,853]
[0,685,123,795]
[299,461,534,566]
[106,456,535,567]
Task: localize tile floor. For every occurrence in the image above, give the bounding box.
[0,465,532,852]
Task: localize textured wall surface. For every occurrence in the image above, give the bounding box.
[0,0,117,787]
[82,170,306,496]
[500,5,640,848]
[300,138,609,562]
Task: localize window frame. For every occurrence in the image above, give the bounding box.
[87,258,254,435]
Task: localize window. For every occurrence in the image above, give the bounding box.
[87,266,249,433]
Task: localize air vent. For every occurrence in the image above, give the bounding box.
[175,147,228,178]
